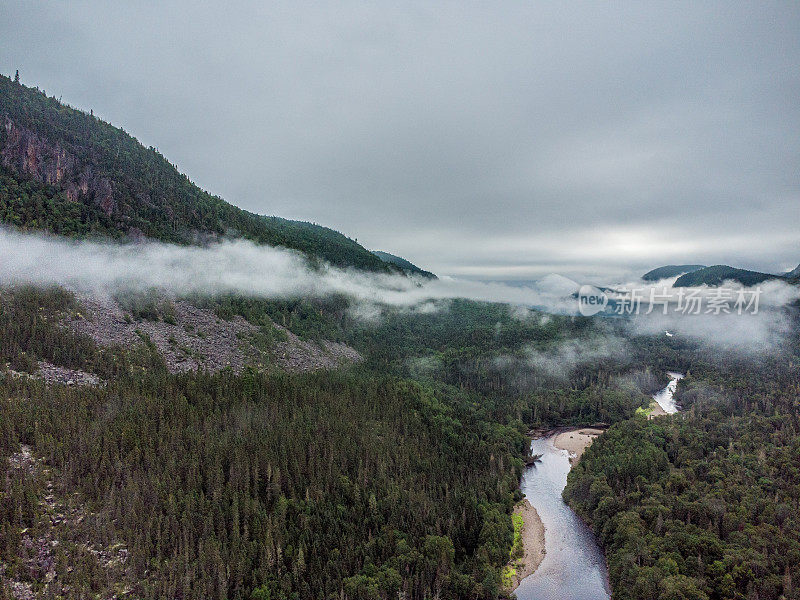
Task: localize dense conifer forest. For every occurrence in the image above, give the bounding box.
[565,321,800,600]
[6,283,796,599]
[0,286,661,599]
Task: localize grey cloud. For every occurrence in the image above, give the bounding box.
[1,1,798,278]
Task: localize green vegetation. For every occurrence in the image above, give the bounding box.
[196,294,351,342]
[641,265,706,281]
[564,335,800,600]
[1,74,797,593]
[0,286,662,599]
[1,368,526,599]
[346,301,657,426]
[372,251,437,278]
[510,513,524,558]
[4,69,799,600]
[3,282,799,599]
[0,286,103,373]
[673,265,776,287]
[217,296,657,425]
[0,74,390,272]
[1,287,525,599]
[500,512,525,589]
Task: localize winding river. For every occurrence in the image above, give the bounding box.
[514,373,684,599]
[514,436,611,600]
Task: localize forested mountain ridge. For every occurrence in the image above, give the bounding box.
[643,263,800,288]
[0,73,390,271]
[3,277,799,599]
[642,265,706,281]
[673,265,778,287]
[372,250,437,278]
[0,285,656,599]
[787,263,800,283]
[2,72,799,600]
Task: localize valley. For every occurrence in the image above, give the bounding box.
[515,433,611,600]
[513,374,684,598]
[1,67,799,600]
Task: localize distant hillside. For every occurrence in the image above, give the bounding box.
[642,265,706,281]
[673,265,776,287]
[0,74,389,272]
[786,263,800,282]
[372,250,436,278]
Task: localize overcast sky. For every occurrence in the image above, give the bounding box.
[2,1,798,280]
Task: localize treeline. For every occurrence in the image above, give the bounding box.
[565,337,800,600]
[204,296,657,425]
[194,295,658,429]
[346,301,656,426]
[0,286,97,372]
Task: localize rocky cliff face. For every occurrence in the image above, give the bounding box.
[1,117,115,215]
[1,75,393,269]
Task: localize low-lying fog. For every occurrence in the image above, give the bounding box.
[1,228,797,352]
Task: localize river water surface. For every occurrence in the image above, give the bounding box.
[652,371,685,413]
[514,436,611,600]
[515,373,685,598]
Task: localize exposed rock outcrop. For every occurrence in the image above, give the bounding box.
[7,360,103,387]
[67,295,362,374]
[1,118,115,215]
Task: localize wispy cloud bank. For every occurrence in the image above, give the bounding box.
[1,228,796,352]
[0,228,569,308]
[603,277,800,352]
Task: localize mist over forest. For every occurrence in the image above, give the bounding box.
[1,3,799,600]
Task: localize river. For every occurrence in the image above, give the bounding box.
[514,373,684,599]
[513,435,611,600]
[652,371,684,414]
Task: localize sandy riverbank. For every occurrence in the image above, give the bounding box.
[552,428,605,464]
[508,499,546,592]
